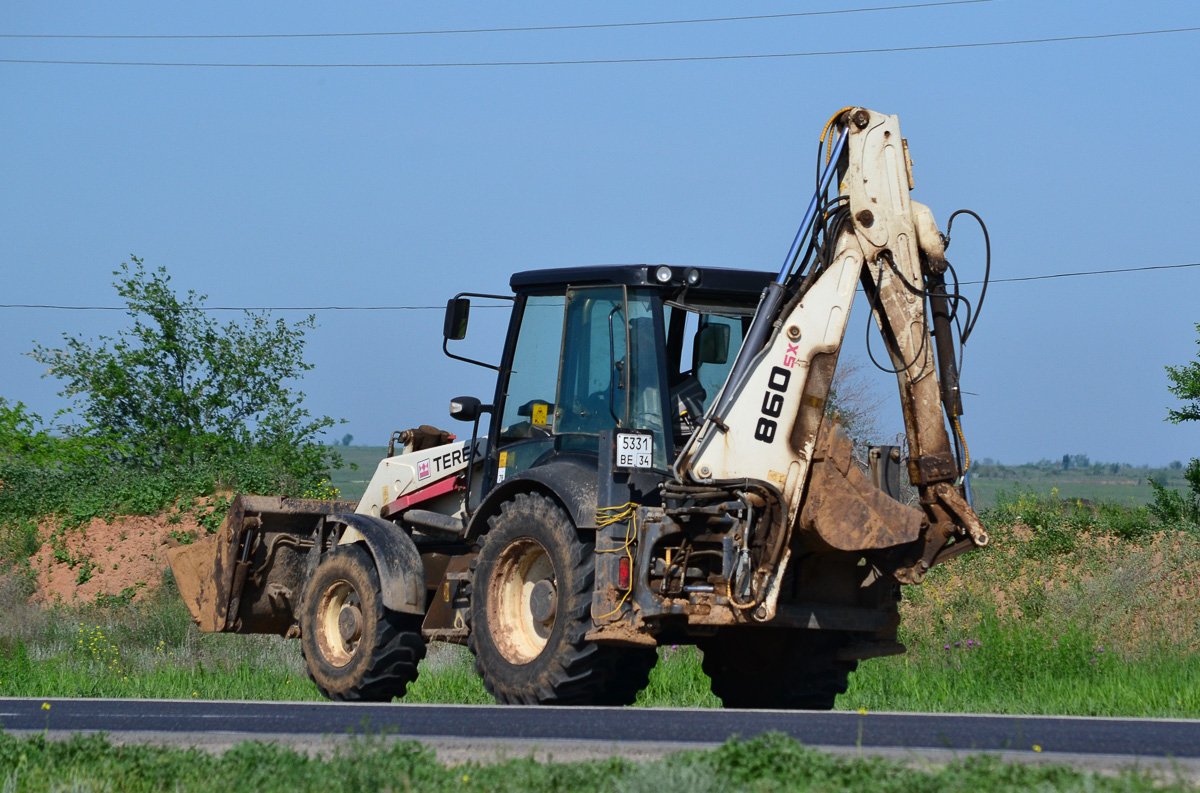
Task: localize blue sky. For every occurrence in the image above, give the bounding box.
[2,1,1198,465]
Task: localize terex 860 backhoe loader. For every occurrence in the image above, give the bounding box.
[169,108,991,708]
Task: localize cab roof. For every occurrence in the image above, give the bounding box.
[509,264,773,298]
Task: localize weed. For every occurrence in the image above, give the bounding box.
[299,478,341,501]
[93,586,141,608]
[168,529,197,545]
[74,558,96,585]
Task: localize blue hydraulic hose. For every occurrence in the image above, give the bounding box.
[777,129,849,284]
[705,127,850,427]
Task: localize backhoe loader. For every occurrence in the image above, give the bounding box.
[170,107,990,708]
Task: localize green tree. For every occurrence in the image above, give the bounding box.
[1149,324,1200,523]
[1166,322,1200,423]
[29,257,338,472]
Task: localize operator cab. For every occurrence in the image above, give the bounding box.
[444,264,772,503]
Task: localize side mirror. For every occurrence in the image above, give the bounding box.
[449,395,483,423]
[444,298,471,341]
[695,322,731,365]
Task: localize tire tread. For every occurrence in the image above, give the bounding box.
[468,492,654,706]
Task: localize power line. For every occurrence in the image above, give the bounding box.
[0,1,993,40]
[1,26,1197,68]
[2,262,1196,312]
[963,261,1200,285]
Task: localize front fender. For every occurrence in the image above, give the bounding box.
[468,452,600,540]
[332,513,426,615]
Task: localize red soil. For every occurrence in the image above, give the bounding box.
[32,515,201,604]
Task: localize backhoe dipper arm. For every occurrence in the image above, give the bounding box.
[676,108,985,615]
[842,108,987,583]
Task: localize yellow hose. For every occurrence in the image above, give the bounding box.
[954,415,970,475]
[821,106,856,165]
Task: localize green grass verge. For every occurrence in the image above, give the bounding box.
[3,612,1198,718]
[843,616,1200,717]
[0,732,1192,793]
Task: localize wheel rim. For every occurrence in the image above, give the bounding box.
[488,538,557,664]
[315,578,363,668]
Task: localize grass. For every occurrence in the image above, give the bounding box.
[832,490,1200,717]
[0,579,314,702]
[0,587,717,708]
[844,616,1200,717]
[0,731,1193,792]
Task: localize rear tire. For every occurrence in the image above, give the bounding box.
[300,544,425,702]
[699,629,856,710]
[468,492,652,705]
[593,646,659,706]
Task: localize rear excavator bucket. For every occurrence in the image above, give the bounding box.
[798,418,925,553]
[167,495,356,633]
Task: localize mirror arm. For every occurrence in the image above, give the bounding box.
[442,292,513,371]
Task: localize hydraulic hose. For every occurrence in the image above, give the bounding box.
[711,128,849,423]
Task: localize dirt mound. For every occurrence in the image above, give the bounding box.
[32,515,203,604]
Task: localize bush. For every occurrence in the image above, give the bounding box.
[1148,461,1200,525]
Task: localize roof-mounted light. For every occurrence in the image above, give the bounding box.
[684,268,701,286]
[654,265,673,283]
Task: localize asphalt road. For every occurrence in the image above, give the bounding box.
[2,698,1198,761]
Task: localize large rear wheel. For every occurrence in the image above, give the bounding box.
[300,544,425,701]
[699,629,856,710]
[468,492,653,705]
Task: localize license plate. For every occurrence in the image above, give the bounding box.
[615,430,653,469]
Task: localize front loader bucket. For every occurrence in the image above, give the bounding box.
[167,495,357,633]
[169,533,228,632]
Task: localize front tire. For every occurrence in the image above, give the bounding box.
[300,544,425,702]
[468,492,652,705]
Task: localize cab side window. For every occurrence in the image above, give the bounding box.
[496,294,566,480]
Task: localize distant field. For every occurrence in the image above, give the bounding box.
[328,445,389,502]
[969,463,1189,510]
[968,476,1161,510]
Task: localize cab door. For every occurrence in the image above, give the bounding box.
[555,285,669,470]
[489,284,669,489]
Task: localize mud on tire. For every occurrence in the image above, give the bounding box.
[467,492,654,705]
[300,543,425,702]
[699,629,856,710]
